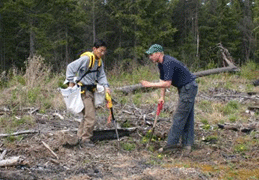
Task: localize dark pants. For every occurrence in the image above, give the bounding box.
[167,80,198,147]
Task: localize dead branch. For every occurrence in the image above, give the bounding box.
[0,150,7,160]
[0,130,39,138]
[0,156,25,167]
[42,141,59,160]
[218,123,259,133]
[218,43,235,67]
[194,66,239,78]
[53,112,64,120]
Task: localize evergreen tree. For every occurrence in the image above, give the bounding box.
[105,0,176,66]
[199,0,242,67]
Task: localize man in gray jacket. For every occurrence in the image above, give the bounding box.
[66,40,110,147]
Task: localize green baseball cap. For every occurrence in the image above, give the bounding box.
[146,44,163,54]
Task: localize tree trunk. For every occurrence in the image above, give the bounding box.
[29,20,35,58]
[92,0,96,43]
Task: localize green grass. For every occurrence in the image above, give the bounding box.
[223,100,240,115]
[121,142,136,151]
[108,65,159,87]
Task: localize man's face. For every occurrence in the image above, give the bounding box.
[93,46,107,59]
[148,52,159,63]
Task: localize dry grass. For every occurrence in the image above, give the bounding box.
[24,55,51,88]
[0,55,65,112]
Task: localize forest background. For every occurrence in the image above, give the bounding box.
[1,0,259,74]
[1,1,259,179]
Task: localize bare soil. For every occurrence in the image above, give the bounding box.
[1,89,259,180]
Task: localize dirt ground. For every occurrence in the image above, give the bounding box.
[1,90,259,180]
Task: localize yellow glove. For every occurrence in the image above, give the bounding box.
[105,92,113,108]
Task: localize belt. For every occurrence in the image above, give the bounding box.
[81,84,96,93]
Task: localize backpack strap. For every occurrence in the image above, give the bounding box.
[80,51,102,69]
[76,52,102,83]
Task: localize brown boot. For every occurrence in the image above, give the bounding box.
[182,145,192,157]
[158,144,181,154]
[80,139,95,148]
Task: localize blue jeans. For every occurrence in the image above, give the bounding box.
[166,80,198,147]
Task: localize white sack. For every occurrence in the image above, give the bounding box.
[60,85,84,114]
[94,84,105,106]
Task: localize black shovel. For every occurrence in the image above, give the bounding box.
[106,92,120,149]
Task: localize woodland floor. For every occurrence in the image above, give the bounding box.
[1,87,259,180]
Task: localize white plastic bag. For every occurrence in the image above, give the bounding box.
[94,84,105,106]
[60,85,84,114]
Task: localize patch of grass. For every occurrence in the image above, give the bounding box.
[205,135,218,142]
[201,118,209,125]
[202,124,211,130]
[132,93,143,106]
[228,114,238,123]
[0,115,35,133]
[223,100,240,115]
[234,144,249,153]
[121,142,136,151]
[145,155,163,165]
[239,61,259,80]
[28,87,41,103]
[4,135,24,143]
[198,100,213,113]
[121,120,132,128]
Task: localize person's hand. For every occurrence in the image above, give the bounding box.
[105,87,111,94]
[68,82,75,87]
[141,80,151,87]
[158,97,165,104]
[105,88,112,109]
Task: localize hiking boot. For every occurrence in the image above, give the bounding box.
[80,139,95,148]
[158,144,181,153]
[182,145,192,157]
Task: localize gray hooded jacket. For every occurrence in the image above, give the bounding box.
[66,55,109,88]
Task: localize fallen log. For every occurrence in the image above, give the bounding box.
[115,44,239,94]
[248,106,259,111]
[0,130,39,138]
[115,65,239,94]
[0,156,25,167]
[218,123,259,133]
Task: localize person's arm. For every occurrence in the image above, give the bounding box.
[158,87,166,104]
[66,56,89,87]
[140,79,171,88]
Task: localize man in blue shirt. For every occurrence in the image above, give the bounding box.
[141,44,198,155]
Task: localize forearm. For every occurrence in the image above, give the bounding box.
[160,88,165,99]
[141,80,171,88]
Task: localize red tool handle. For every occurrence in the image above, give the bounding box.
[156,102,163,116]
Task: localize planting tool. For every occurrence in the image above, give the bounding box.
[146,101,163,148]
[105,92,120,149]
